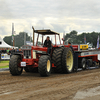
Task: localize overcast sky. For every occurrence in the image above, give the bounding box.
[0,0,100,39]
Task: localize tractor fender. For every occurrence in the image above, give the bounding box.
[58,45,65,48]
[12,53,23,60]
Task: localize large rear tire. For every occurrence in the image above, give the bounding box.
[62,48,74,73]
[9,55,23,75]
[55,47,64,73]
[38,55,51,76]
[52,48,58,65]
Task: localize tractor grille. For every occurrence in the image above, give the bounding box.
[23,50,31,59]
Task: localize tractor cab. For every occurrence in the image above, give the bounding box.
[32,29,62,54]
[34,29,61,46]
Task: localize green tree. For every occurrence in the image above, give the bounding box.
[64,31,100,47]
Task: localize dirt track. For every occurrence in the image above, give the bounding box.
[0,69,100,100]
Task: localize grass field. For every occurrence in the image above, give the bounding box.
[0,61,9,68]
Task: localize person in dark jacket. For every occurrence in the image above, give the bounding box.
[0,48,2,53]
[43,36,53,54]
[11,48,15,54]
[4,48,7,53]
[1,48,5,53]
[68,42,74,52]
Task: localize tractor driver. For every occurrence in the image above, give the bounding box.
[43,36,53,54]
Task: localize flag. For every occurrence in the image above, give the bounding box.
[97,35,99,48]
[84,35,86,44]
[12,34,14,42]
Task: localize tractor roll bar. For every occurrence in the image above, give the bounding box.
[32,26,61,46]
[32,26,34,46]
[34,29,60,35]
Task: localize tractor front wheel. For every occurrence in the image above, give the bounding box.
[38,55,51,76]
[9,55,23,75]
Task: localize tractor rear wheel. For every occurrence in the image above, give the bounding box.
[38,55,51,76]
[55,47,64,73]
[9,55,23,75]
[62,48,74,73]
[52,48,58,65]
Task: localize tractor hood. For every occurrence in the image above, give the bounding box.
[32,46,48,53]
[22,45,48,53]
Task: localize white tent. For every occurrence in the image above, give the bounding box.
[0,37,12,48]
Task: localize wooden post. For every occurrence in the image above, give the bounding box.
[13,39,14,46]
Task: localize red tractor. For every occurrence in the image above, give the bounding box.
[9,27,75,76]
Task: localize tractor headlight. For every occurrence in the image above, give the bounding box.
[24,56,26,59]
[33,51,36,59]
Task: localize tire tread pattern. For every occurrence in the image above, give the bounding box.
[38,55,51,76]
[55,47,64,73]
[62,48,74,73]
[9,55,23,75]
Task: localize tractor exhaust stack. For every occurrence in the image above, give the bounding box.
[32,26,34,46]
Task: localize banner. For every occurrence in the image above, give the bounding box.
[1,54,10,59]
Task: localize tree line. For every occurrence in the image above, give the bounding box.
[64,30,100,47]
[3,31,100,48]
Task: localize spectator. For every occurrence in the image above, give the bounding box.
[9,48,12,54]
[9,48,12,57]
[7,48,10,54]
[16,49,19,52]
[11,48,15,54]
[15,49,19,53]
[4,48,7,53]
[0,48,1,61]
[18,48,22,53]
[1,48,5,53]
[0,48,2,53]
